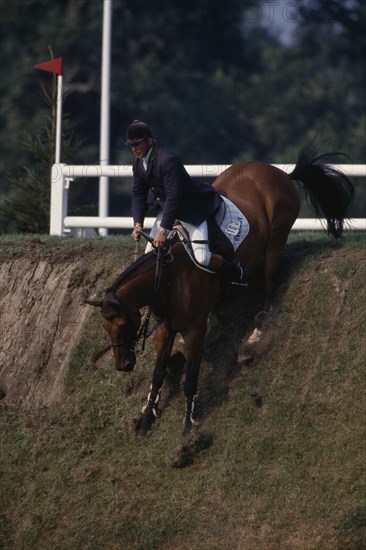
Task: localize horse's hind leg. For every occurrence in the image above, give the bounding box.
[243,229,290,355]
[136,324,176,436]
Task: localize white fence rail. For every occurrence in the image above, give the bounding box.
[50,163,366,236]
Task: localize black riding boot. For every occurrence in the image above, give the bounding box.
[217,259,248,286]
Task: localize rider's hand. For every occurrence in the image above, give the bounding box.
[153,227,169,248]
[132,223,142,241]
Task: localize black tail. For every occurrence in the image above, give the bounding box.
[290,143,355,238]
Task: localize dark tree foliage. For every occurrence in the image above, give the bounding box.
[0,0,364,231]
[298,0,366,60]
[0,74,81,233]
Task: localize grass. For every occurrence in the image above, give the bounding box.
[0,232,365,549]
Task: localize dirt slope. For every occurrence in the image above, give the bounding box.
[0,238,124,409]
[1,258,88,408]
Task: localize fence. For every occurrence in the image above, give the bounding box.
[50,163,366,236]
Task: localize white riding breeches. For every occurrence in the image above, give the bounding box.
[145,212,212,266]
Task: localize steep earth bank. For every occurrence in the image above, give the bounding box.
[0,238,131,409]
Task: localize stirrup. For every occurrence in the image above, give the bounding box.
[231,264,248,287]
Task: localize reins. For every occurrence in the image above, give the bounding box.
[136,242,165,352]
[135,227,212,350]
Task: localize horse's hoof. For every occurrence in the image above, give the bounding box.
[182,421,198,438]
[135,414,155,437]
[136,429,148,439]
[135,424,148,437]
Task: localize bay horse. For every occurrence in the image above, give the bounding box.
[87,144,354,436]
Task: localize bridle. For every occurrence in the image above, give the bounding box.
[111,342,131,350]
[102,294,140,352]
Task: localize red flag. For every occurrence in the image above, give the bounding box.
[34,57,63,76]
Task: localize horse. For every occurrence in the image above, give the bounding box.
[86,144,354,436]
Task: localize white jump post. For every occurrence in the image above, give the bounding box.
[50,163,67,235]
[98,0,113,236]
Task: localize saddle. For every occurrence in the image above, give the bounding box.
[172,220,232,273]
[172,196,250,272]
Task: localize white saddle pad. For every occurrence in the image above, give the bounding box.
[215,196,250,251]
[173,196,250,273]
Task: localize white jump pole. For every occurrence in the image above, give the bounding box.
[98,0,113,236]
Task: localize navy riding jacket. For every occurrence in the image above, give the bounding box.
[131,143,222,230]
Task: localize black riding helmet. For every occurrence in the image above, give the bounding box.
[125,120,153,145]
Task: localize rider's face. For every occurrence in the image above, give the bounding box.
[130,138,153,159]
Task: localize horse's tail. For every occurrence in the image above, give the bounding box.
[289,143,355,238]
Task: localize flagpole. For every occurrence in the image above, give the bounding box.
[98,0,113,236]
[55,74,63,164]
[34,57,64,164]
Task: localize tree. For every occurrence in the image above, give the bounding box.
[0,72,81,233]
[232,0,365,163]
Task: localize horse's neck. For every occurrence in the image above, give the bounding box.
[115,244,197,310]
[116,260,156,309]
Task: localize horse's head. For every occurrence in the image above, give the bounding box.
[86,293,141,372]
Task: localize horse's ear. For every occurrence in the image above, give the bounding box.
[85,299,103,308]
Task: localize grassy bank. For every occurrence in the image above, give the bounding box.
[0,233,365,549]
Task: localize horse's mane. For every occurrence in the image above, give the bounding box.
[107,250,157,293]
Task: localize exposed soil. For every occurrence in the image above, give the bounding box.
[0,239,111,409]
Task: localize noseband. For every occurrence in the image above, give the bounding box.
[110,341,132,350]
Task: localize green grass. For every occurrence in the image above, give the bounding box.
[0,232,365,549]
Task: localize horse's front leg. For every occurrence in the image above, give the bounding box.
[181,326,206,436]
[136,322,176,436]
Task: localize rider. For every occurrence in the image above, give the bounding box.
[126,119,246,285]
